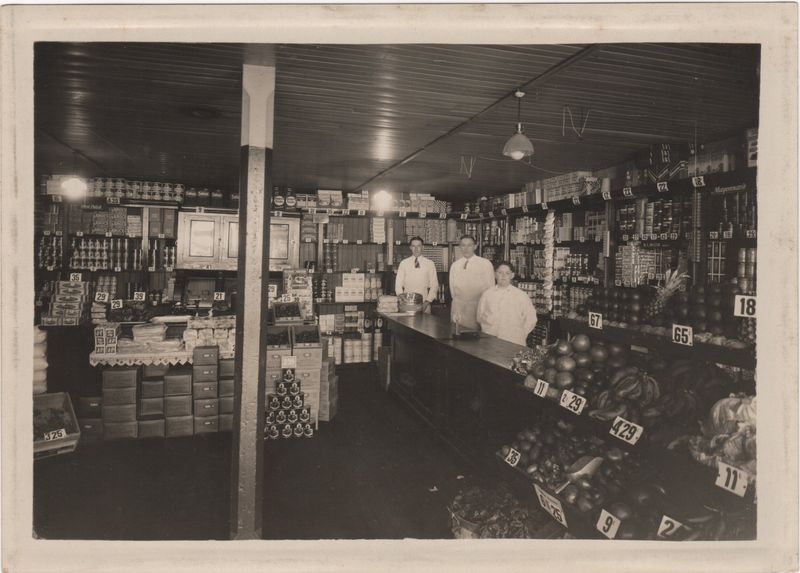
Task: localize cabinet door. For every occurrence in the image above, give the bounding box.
[176,213,221,269]
[219,214,240,270]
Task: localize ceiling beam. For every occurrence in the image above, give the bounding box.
[348,44,602,192]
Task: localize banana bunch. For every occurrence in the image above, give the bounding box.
[589,367,662,424]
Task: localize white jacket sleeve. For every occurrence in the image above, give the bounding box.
[395,260,407,295]
[483,259,496,292]
[425,261,439,302]
[520,290,538,335]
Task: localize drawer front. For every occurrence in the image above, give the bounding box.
[104,421,138,440]
[165,415,194,437]
[102,387,137,406]
[102,367,139,388]
[139,397,165,417]
[78,397,103,418]
[78,418,103,439]
[295,369,321,393]
[192,365,218,383]
[193,382,219,399]
[219,378,234,397]
[194,415,219,434]
[219,413,233,432]
[194,398,219,417]
[265,349,291,370]
[141,379,164,398]
[138,419,166,438]
[220,396,234,414]
[164,395,192,417]
[102,404,137,423]
[164,374,192,396]
[266,369,283,388]
[218,358,235,378]
[192,346,219,365]
[294,348,323,368]
[143,364,169,379]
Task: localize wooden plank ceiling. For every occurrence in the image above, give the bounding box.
[34,42,759,200]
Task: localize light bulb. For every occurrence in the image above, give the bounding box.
[61,176,88,199]
[509,150,525,161]
[373,190,393,211]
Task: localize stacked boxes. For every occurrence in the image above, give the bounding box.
[183,316,235,354]
[77,396,104,442]
[139,363,167,438]
[101,367,138,440]
[147,207,177,239]
[346,191,370,211]
[543,171,593,202]
[218,358,234,432]
[93,323,121,355]
[335,273,365,302]
[192,346,220,435]
[41,280,92,326]
[370,218,386,244]
[164,367,193,437]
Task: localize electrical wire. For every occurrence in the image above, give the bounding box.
[474,155,567,176]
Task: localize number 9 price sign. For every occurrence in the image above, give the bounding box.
[596,509,621,539]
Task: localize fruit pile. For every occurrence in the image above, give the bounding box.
[584,286,646,325]
[449,484,545,539]
[588,367,662,424]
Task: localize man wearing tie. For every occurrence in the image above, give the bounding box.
[395,236,439,312]
[448,235,495,329]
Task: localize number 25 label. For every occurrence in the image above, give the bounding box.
[734,295,756,318]
[672,324,693,346]
[589,312,603,329]
[596,509,621,539]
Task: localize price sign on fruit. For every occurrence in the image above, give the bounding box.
[715,460,750,497]
[94,291,110,303]
[541,202,548,210]
[672,324,693,346]
[559,390,587,415]
[657,515,686,539]
[609,416,644,445]
[602,190,612,201]
[657,181,669,193]
[43,428,66,441]
[622,187,633,198]
[133,291,146,302]
[213,291,226,301]
[504,447,522,467]
[357,209,366,216]
[596,509,621,539]
[524,377,549,398]
[572,196,581,206]
[733,295,756,318]
[589,312,603,330]
[746,229,757,239]
[691,176,706,188]
[534,484,568,528]
[69,272,82,283]
[110,299,123,310]
[709,231,719,240]
[460,213,469,220]
[522,205,529,213]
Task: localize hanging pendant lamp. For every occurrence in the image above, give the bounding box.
[503,89,534,161]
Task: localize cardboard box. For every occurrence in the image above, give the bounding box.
[164,371,192,395]
[194,398,219,417]
[165,395,192,417]
[141,379,164,398]
[102,386,137,406]
[193,364,218,383]
[138,419,166,439]
[102,367,139,388]
[104,421,138,440]
[192,346,219,365]
[194,416,219,434]
[78,397,103,418]
[193,382,219,399]
[219,413,233,432]
[165,415,194,437]
[102,404,137,423]
[219,378,234,397]
[139,397,165,417]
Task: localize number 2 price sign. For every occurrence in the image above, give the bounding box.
[534,484,568,528]
[609,416,644,445]
[672,324,693,346]
[504,448,522,468]
[715,460,750,497]
[589,312,603,330]
[596,509,621,539]
[734,295,756,318]
[559,390,587,415]
[657,515,686,539]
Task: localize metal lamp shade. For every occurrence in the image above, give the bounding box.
[503,127,534,161]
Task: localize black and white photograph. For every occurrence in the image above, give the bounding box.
[1,4,797,573]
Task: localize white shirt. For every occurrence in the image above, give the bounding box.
[477,284,538,346]
[395,255,439,303]
[448,254,495,329]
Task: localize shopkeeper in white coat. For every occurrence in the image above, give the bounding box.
[477,261,538,346]
[448,235,495,329]
[395,236,439,312]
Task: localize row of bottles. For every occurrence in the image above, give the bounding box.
[37,236,64,269]
[67,238,175,271]
[272,186,297,211]
[480,219,506,246]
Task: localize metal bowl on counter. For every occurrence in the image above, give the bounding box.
[397,292,424,314]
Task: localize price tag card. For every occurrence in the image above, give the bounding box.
[670,232,679,240]
[734,295,757,318]
[323,239,330,244]
[572,196,581,206]
[438,212,447,219]
[274,211,284,218]
[107,196,120,204]
[657,515,686,539]
[43,428,66,441]
[672,324,693,346]
[304,238,313,243]
[691,176,706,188]
[541,202,548,210]
[419,212,427,218]
[52,194,63,203]
[327,208,336,215]
[69,272,82,283]
[715,460,750,497]
[395,240,401,246]
[56,230,63,236]
[660,233,668,240]
[589,312,603,329]
[656,273,664,280]
[622,234,629,242]
[723,231,733,239]
[534,484,568,528]
[709,231,719,240]
[657,181,669,192]
[501,208,507,216]
[602,190,612,201]
[559,390,587,415]
[357,209,366,216]
[147,266,156,272]
[281,355,298,369]
[522,205,529,213]
[503,447,522,467]
[94,291,110,303]
[213,291,226,301]
[615,280,622,287]
[593,277,600,284]
[649,234,657,241]
[356,240,363,245]
[460,213,469,220]
[596,509,621,539]
[432,242,438,246]
[609,416,644,445]
[556,237,562,244]
[333,239,340,244]
[399,211,407,218]
[104,231,112,238]
[633,234,640,241]
[110,299,123,310]
[622,187,633,198]
[746,229,757,239]
[529,378,549,398]
[157,233,165,239]
[43,230,51,236]
[114,266,122,272]
[308,207,317,214]
[46,265,54,271]
[595,235,602,243]
[133,291,146,302]
[342,240,349,244]
[579,237,586,243]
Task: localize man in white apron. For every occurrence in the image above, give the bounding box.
[448,235,495,329]
[395,236,439,312]
[477,261,537,346]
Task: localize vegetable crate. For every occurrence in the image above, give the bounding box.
[33,392,81,460]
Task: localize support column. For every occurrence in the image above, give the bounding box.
[230,62,275,540]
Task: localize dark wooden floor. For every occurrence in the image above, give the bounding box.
[33,365,471,540]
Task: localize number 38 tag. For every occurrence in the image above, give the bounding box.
[596,509,621,539]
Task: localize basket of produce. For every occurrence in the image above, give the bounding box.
[448,484,545,539]
[265,325,291,350]
[33,392,81,460]
[292,325,321,348]
[397,292,423,314]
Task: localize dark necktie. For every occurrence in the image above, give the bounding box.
[414,257,419,269]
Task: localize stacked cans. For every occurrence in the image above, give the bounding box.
[737,248,757,293]
[265,367,315,440]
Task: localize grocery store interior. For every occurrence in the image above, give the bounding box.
[33,43,759,541]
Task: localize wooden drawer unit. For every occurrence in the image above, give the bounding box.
[192,364,218,383]
[138,419,166,439]
[192,346,219,365]
[294,347,323,369]
[78,418,103,441]
[219,413,233,432]
[193,382,219,399]
[266,369,283,388]
[141,379,164,398]
[194,398,219,417]
[102,404,137,423]
[219,378,234,397]
[78,397,103,418]
[218,358,235,378]
[295,369,322,393]
[165,415,194,437]
[139,397,165,417]
[143,364,169,379]
[220,396,234,414]
[164,372,192,396]
[102,367,139,388]
[265,348,292,371]
[164,395,192,417]
[194,416,219,434]
[102,386,137,406]
[104,421,138,440]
